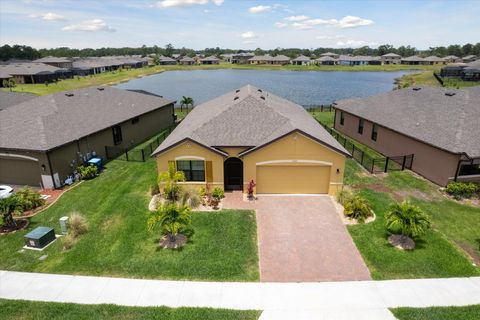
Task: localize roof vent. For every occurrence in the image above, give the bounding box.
[235,89,240,93]
[97,87,105,91]
[260,96,265,100]
[445,92,456,96]
[257,89,262,92]
[234,96,239,101]
[65,93,74,97]
[412,87,421,91]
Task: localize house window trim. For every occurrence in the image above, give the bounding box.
[340,111,345,126]
[371,124,378,141]
[358,118,364,135]
[176,159,206,182]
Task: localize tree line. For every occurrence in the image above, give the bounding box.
[1,43,479,61]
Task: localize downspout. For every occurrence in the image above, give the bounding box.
[45,151,57,189]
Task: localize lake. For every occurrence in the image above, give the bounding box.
[115,69,408,106]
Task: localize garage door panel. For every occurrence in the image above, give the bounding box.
[256,165,330,194]
[0,159,41,186]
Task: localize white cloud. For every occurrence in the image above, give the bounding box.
[156,0,208,8]
[292,22,313,30]
[335,16,374,28]
[62,19,115,32]
[212,0,224,5]
[29,12,66,21]
[274,22,288,28]
[240,31,257,39]
[316,35,346,40]
[249,5,271,13]
[284,15,309,22]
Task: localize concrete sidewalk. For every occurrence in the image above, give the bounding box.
[1,271,479,319]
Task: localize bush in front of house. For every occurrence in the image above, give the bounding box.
[158,163,185,201]
[179,188,201,209]
[343,195,373,223]
[12,187,45,215]
[77,164,98,180]
[147,202,192,248]
[445,182,479,200]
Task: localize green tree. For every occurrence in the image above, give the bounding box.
[385,201,431,244]
[165,43,174,57]
[0,197,18,229]
[158,162,185,201]
[147,203,191,243]
[180,96,194,112]
[2,78,16,90]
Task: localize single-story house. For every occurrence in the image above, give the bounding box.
[270,55,291,65]
[462,55,477,63]
[231,53,255,64]
[320,52,340,59]
[0,87,175,188]
[440,63,468,77]
[423,55,445,65]
[381,53,401,65]
[201,56,220,65]
[440,60,480,81]
[338,55,380,66]
[0,62,72,84]
[443,55,462,63]
[158,56,177,65]
[315,56,337,65]
[153,85,349,195]
[401,55,426,65]
[248,55,272,64]
[333,86,480,186]
[0,91,36,110]
[33,56,73,69]
[179,56,196,65]
[291,55,311,66]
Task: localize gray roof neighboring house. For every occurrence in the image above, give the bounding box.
[401,55,425,62]
[381,53,402,58]
[291,55,311,62]
[320,52,339,57]
[0,90,37,110]
[443,55,460,60]
[179,56,195,62]
[316,56,337,62]
[334,86,480,158]
[423,55,445,62]
[152,85,349,157]
[271,55,291,62]
[201,55,220,62]
[33,56,72,63]
[248,55,273,62]
[0,87,175,152]
[158,56,177,62]
[0,62,66,76]
[462,55,477,60]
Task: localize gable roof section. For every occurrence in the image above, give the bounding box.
[152,85,349,157]
[334,86,480,158]
[0,91,37,110]
[0,87,175,151]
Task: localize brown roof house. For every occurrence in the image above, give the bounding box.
[333,86,480,185]
[0,87,175,188]
[0,62,71,84]
[201,56,220,65]
[291,55,311,66]
[153,85,349,195]
[381,53,402,65]
[33,56,73,69]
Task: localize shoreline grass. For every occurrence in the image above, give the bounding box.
[391,305,480,320]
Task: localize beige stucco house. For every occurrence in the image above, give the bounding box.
[153,85,349,195]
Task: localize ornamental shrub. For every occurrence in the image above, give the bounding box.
[12,187,45,214]
[77,164,98,180]
[445,182,479,199]
[211,187,225,202]
[343,195,373,223]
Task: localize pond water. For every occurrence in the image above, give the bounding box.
[115,69,409,106]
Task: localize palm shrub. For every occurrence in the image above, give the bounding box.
[158,162,185,201]
[147,203,192,244]
[343,195,373,223]
[0,197,18,228]
[12,187,45,214]
[385,201,431,246]
[336,188,354,206]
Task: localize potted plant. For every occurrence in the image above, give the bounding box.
[210,187,224,209]
[247,180,256,200]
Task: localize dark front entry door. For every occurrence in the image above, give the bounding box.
[224,157,243,191]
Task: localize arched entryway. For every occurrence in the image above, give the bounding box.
[224,157,243,191]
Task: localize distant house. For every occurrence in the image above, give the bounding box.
[334,86,480,186]
[401,55,426,65]
[270,55,291,65]
[33,56,73,69]
[153,85,348,195]
[338,55,380,66]
[158,56,177,65]
[423,56,445,65]
[0,87,175,188]
[440,63,467,77]
[201,56,220,65]
[462,55,477,63]
[0,62,71,84]
[291,55,311,66]
[381,53,401,65]
[440,60,480,81]
[179,56,196,65]
[443,55,462,63]
[231,53,255,64]
[315,56,337,65]
[248,55,272,64]
[320,52,340,59]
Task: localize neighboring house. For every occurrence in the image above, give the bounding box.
[291,55,311,66]
[320,52,340,59]
[201,56,220,65]
[158,56,177,65]
[248,55,273,64]
[462,55,477,63]
[0,87,175,188]
[443,55,462,63]
[0,91,36,110]
[333,86,480,186]
[401,55,426,65]
[315,56,337,65]
[179,56,196,65]
[153,85,349,195]
[270,55,291,65]
[0,62,72,84]
[440,63,468,77]
[231,53,254,64]
[440,60,480,81]
[34,56,73,69]
[423,55,445,65]
[381,53,402,65]
[338,55,380,66]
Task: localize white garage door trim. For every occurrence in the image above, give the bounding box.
[256,159,332,166]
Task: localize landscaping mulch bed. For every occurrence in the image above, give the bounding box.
[0,219,29,235]
[159,234,187,249]
[388,234,415,250]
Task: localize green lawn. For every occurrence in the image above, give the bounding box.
[396,70,480,89]
[345,160,480,280]
[0,160,259,281]
[0,299,261,320]
[309,110,335,128]
[391,305,480,320]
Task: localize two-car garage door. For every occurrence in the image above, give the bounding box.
[256,165,330,194]
[0,158,41,186]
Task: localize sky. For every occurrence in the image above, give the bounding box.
[1,0,479,50]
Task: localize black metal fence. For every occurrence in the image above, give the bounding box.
[105,125,175,162]
[318,121,414,173]
[305,104,335,113]
[433,72,444,85]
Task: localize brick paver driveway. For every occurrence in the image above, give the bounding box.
[224,193,371,282]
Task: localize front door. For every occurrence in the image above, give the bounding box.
[224,158,243,191]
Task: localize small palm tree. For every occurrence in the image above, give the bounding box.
[180,96,194,113]
[0,197,18,229]
[147,203,191,244]
[385,201,431,247]
[158,162,185,201]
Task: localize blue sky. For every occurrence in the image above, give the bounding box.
[1,0,479,50]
